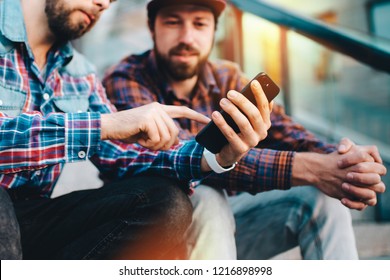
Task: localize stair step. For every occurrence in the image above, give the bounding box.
[271,222,390,260]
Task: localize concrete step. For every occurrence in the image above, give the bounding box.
[272,222,390,260]
[354,222,390,260]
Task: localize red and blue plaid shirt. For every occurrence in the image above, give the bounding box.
[0,0,204,198]
[103,50,336,194]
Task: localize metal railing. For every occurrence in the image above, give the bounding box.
[230,0,390,73]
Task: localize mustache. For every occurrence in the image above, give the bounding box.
[169,43,200,56]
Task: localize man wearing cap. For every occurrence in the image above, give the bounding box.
[103,0,386,259]
[0,0,275,259]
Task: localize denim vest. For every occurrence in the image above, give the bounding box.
[0,0,97,118]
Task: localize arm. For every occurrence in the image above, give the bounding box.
[100,102,209,150]
[103,63,294,192]
[291,149,386,211]
[97,80,272,175]
[91,77,271,188]
[0,111,100,173]
[103,69,196,140]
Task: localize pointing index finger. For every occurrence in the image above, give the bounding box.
[163,105,210,124]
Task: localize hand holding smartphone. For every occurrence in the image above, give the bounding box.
[195,72,280,154]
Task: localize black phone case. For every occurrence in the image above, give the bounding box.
[195,72,280,154]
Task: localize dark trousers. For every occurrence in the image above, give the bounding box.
[9,176,192,259]
[0,188,22,259]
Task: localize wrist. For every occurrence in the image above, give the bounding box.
[100,114,113,140]
[292,152,322,186]
[203,148,237,174]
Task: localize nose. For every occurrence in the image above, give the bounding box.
[93,0,110,11]
[179,24,195,45]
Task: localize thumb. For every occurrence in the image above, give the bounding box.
[338,137,355,154]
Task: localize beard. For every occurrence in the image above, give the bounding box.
[45,0,94,42]
[154,43,210,81]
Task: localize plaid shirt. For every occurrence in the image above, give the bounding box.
[0,0,204,198]
[103,50,336,194]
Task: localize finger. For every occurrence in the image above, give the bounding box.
[212,110,246,153]
[365,197,378,207]
[164,105,210,124]
[138,119,160,150]
[365,181,386,194]
[348,161,387,176]
[269,101,274,112]
[341,183,377,201]
[346,172,382,186]
[160,112,180,150]
[337,137,354,154]
[226,88,259,117]
[338,150,375,168]
[365,145,383,164]
[343,195,377,207]
[151,116,171,150]
[221,94,267,147]
[154,111,179,150]
[251,80,271,128]
[221,95,264,148]
[224,92,267,145]
[341,198,368,211]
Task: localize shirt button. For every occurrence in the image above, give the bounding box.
[36,170,41,175]
[78,151,86,159]
[0,99,3,106]
[43,93,50,100]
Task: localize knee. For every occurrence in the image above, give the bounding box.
[161,182,193,232]
[191,185,235,230]
[192,185,229,211]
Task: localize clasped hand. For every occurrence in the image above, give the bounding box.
[316,138,387,211]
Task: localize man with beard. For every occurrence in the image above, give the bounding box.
[0,0,274,259]
[103,0,387,259]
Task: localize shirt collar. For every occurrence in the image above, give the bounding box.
[0,0,73,61]
[147,49,221,99]
[57,42,74,65]
[0,0,28,43]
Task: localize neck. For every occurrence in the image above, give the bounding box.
[21,0,55,69]
[170,76,198,100]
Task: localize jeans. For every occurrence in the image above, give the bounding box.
[187,185,358,260]
[10,176,192,259]
[186,185,236,259]
[0,188,22,259]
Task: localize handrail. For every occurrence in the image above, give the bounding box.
[229,0,390,73]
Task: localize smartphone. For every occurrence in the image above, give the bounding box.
[195,72,280,154]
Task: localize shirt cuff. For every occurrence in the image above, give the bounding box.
[174,140,204,180]
[65,112,101,162]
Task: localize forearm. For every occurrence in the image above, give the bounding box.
[0,112,100,173]
[203,148,294,194]
[92,140,206,186]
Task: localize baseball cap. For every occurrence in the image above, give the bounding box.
[147,0,227,22]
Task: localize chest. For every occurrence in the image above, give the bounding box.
[0,49,94,117]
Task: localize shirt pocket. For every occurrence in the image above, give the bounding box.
[52,94,89,113]
[0,85,26,117]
